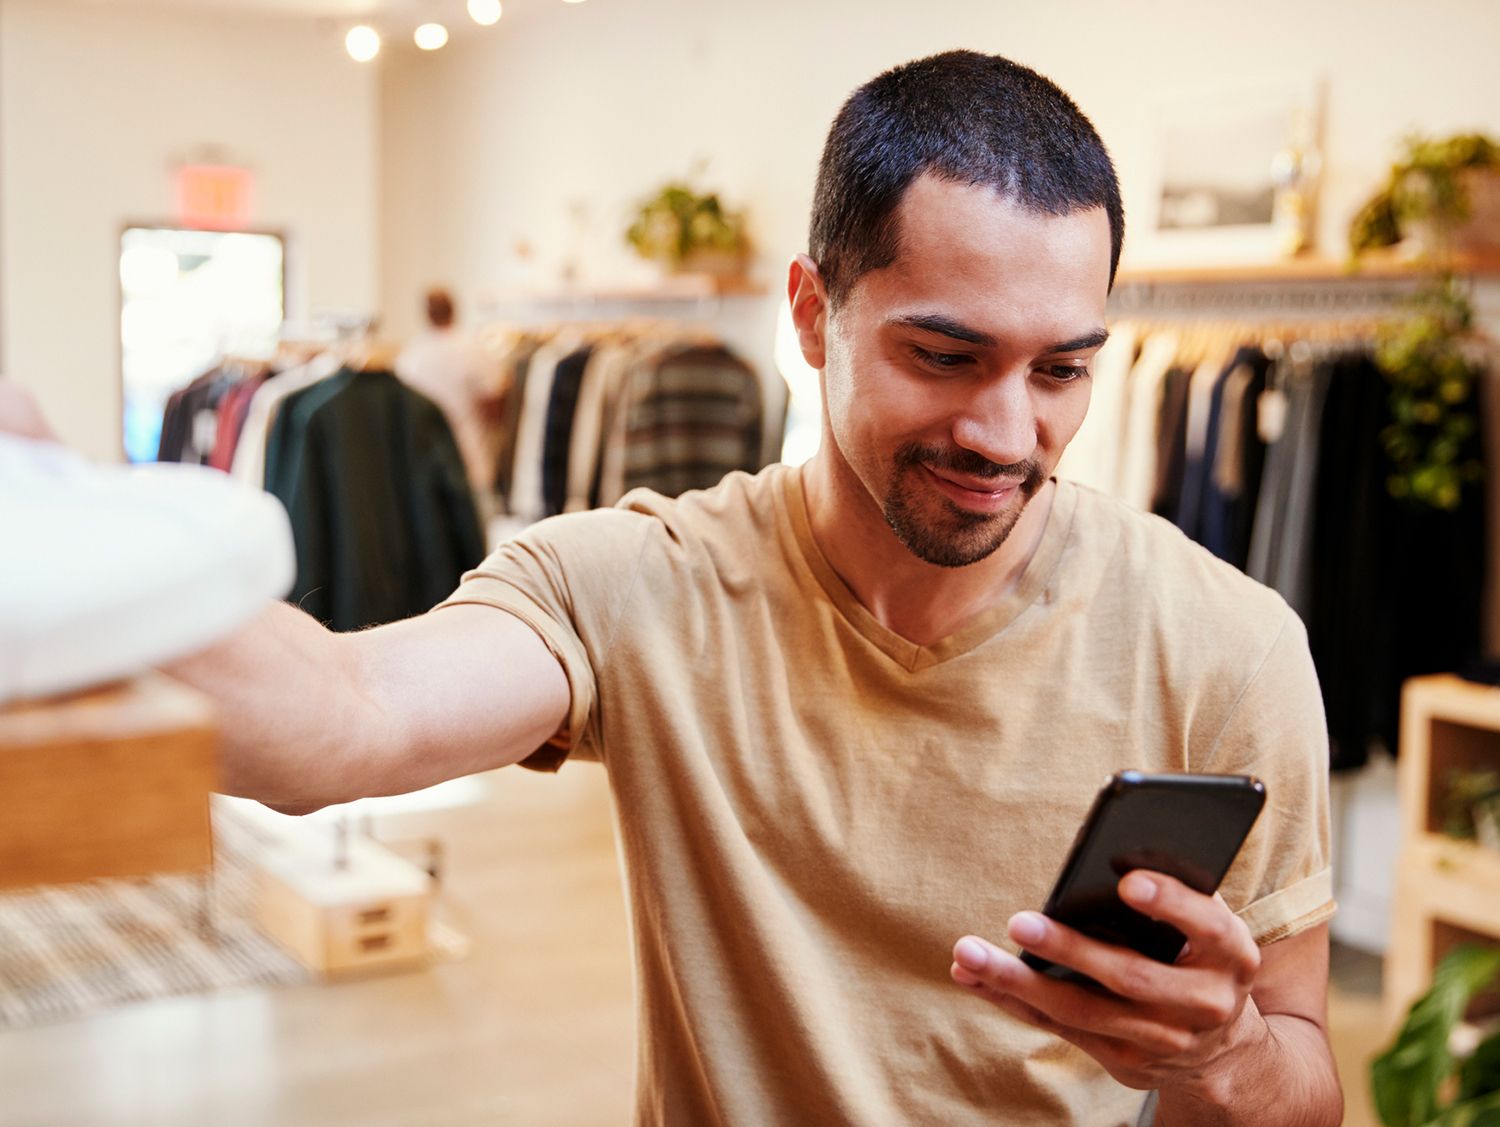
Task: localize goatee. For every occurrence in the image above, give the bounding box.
[882,442,1045,568]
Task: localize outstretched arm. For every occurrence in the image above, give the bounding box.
[1,380,570,816]
[168,601,570,814]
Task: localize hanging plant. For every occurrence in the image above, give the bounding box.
[625,181,748,273]
[1375,277,1485,511]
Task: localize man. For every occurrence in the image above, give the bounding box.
[173,52,1339,1125]
[395,286,503,497]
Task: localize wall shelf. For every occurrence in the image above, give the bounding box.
[479,274,767,313]
[1115,250,1500,288]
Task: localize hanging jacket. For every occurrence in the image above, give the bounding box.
[264,367,483,632]
[613,343,765,503]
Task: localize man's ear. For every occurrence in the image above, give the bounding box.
[786,254,829,371]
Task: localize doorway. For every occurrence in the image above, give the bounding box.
[119,226,284,463]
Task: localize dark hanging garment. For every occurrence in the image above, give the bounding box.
[264,367,483,632]
[539,344,595,518]
[1306,353,1394,770]
[1305,353,1486,769]
[1202,349,1272,570]
[156,386,191,462]
[1150,366,1192,520]
[156,369,222,463]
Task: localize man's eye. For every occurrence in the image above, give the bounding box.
[1043,364,1090,383]
[910,346,972,371]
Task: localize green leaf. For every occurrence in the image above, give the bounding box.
[1421,1087,1500,1126]
[1372,945,1500,1126]
[1459,1028,1500,1102]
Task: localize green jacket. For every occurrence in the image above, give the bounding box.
[265,367,484,631]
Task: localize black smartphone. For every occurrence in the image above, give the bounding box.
[1019,770,1266,985]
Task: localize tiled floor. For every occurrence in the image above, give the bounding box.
[0,765,1394,1125]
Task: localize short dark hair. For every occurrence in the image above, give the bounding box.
[809,51,1124,308]
[425,287,455,328]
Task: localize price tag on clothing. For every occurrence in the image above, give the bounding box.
[1258,388,1288,444]
[192,409,219,459]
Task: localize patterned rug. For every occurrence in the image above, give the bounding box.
[0,836,308,1029]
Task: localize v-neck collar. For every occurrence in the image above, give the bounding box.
[780,465,1077,672]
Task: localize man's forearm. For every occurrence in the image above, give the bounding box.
[165,598,572,813]
[164,601,391,813]
[1155,1011,1342,1127]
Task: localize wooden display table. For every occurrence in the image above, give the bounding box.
[1387,674,1500,1026]
[0,675,217,891]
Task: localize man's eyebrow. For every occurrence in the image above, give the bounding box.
[1044,327,1110,354]
[888,314,997,348]
[889,316,1110,356]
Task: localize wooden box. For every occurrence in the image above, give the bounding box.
[253,830,432,977]
[0,675,216,891]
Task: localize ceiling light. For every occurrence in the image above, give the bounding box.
[561,0,587,5]
[414,22,449,50]
[468,0,502,25]
[345,25,380,62]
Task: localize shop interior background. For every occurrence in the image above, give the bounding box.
[3,0,1500,1124]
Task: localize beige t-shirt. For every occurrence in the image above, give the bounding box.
[437,464,1335,1126]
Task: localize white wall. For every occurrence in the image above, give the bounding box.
[377,0,1500,354]
[0,0,379,461]
[1330,758,1404,952]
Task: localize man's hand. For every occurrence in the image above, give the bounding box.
[950,871,1266,1094]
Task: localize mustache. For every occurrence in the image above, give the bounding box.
[894,442,1045,487]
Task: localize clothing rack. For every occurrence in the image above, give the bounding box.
[1066,302,1490,773]
[475,319,776,547]
[151,347,483,632]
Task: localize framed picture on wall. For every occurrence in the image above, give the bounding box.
[1130,79,1323,266]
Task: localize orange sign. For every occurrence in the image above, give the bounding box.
[175,164,254,230]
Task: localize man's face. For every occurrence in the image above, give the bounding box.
[819,174,1112,568]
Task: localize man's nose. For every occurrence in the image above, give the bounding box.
[949,370,1037,469]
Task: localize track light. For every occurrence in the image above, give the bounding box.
[468,0,502,25]
[345,25,380,62]
[414,22,449,50]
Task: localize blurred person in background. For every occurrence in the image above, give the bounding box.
[395,286,504,504]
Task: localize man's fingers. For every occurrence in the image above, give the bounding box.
[955,966,1123,1049]
[1117,872,1261,984]
[1004,911,1243,1030]
[950,937,1197,1056]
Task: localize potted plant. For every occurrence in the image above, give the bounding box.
[1350,133,1500,258]
[1371,944,1500,1126]
[625,180,749,278]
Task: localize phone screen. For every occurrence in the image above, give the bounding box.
[1020,771,1266,983]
